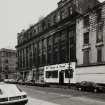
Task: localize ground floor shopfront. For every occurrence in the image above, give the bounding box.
[17,62,75,84]
[17,63,105,85]
[17,67,44,83]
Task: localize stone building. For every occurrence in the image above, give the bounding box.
[0,48,17,79]
[16,0,103,84]
[76,1,105,84]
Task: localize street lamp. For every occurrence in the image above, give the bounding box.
[68,32,73,88]
[68,31,71,88]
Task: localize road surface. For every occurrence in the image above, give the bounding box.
[18,85,105,105]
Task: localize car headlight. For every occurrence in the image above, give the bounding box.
[22,95,27,99]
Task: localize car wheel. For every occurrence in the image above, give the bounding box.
[93,88,97,93]
[78,87,82,91]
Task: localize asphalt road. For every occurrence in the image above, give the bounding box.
[18,85,105,105]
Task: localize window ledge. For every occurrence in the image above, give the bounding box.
[95,41,104,47]
[82,44,91,50]
[84,27,90,33]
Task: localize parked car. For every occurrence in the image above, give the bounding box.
[0,82,28,105]
[76,81,105,93]
[4,79,17,84]
[24,80,35,86]
[17,79,24,85]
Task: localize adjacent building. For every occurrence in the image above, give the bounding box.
[76,2,105,83]
[16,0,105,84]
[0,48,17,79]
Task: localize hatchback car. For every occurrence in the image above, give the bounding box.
[0,82,28,105]
[76,81,105,93]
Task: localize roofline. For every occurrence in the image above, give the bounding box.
[0,48,16,52]
[18,0,75,34]
[80,1,102,16]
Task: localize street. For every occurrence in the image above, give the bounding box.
[18,85,105,105]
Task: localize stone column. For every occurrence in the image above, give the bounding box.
[24,47,26,68]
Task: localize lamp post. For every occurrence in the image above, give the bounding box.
[68,32,71,88]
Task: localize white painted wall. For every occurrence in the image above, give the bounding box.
[76,65,105,84]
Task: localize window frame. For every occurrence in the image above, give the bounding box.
[83,32,89,45]
[97,47,102,63]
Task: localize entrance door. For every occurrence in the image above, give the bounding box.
[59,71,64,85]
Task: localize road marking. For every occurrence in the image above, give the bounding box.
[27,97,60,105]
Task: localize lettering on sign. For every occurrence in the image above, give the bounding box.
[45,63,74,71]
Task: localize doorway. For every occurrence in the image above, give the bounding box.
[59,71,64,85]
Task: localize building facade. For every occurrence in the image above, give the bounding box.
[16,0,105,84]
[0,48,17,79]
[76,2,105,83]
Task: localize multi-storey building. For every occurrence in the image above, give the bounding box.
[0,48,17,79]
[16,0,103,84]
[76,1,105,84]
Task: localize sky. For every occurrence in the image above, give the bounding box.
[0,0,104,50]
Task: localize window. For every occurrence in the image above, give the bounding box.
[68,7,73,16]
[52,71,58,78]
[5,66,9,71]
[65,69,73,78]
[42,39,47,65]
[97,8,101,23]
[33,47,36,66]
[47,18,51,27]
[29,31,32,39]
[46,70,58,78]
[60,49,66,63]
[70,36,75,45]
[34,26,38,34]
[53,34,60,64]
[70,47,76,61]
[53,14,57,24]
[84,32,89,44]
[5,59,8,63]
[60,31,66,63]
[57,12,61,22]
[47,37,52,48]
[37,55,41,66]
[83,50,89,65]
[5,52,9,57]
[97,47,102,63]
[42,53,46,65]
[68,28,76,62]
[47,37,52,65]
[97,24,103,43]
[61,9,65,19]
[65,70,69,78]
[47,52,52,65]
[29,52,32,67]
[54,34,60,44]
[26,47,29,67]
[83,15,89,27]
[53,50,59,64]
